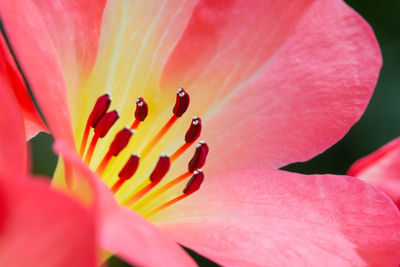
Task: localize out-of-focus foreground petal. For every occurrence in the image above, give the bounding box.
[0,43,27,178]
[0,0,107,146]
[0,177,96,267]
[157,169,400,266]
[0,35,47,139]
[348,137,400,208]
[162,0,381,176]
[54,140,196,267]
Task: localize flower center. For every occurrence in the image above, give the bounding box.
[78,88,208,218]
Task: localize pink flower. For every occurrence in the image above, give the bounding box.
[348,137,400,209]
[2,0,400,266]
[0,64,96,266]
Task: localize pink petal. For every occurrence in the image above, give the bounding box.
[0,0,107,146]
[0,36,47,140]
[0,45,27,178]
[348,137,400,208]
[157,169,400,266]
[53,140,196,267]
[161,0,381,176]
[0,177,96,266]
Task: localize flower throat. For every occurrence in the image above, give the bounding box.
[78,88,208,218]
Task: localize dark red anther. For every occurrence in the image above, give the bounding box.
[188,141,209,173]
[183,170,204,194]
[173,88,190,117]
[94,110,119,138]
[185,116,202,143]
[149,155,170,183]
[109,127,134,156]
[135,97,148,121]
[118,154,140,181]
[88,93,111,128]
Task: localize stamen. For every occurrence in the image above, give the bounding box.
[133,172,191,210]
[188,141,209,173]
[173,88,190,117]
[111,154,140,193]
[83,110,119,164]
[124,155,170,206]
[134,144,208,210]
[90,94,113,127]
[185,117,202,143]
[118,154,141,180]
[79,93,111,156]
[170,117,202,162]
[183,170,205,194]
[140,88,190,158]
[96,127,134,175]
[94,110,120,138]
[144,194,188,218]
[140,115,178,158]
[79,89,208,217]
[64,160,73,190]
[144,171,205,218]
[79,127,91,157]
[131,97,148,130]
[83,134,99,164]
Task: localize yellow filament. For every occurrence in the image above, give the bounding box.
[144,194,188,218]
[133,172,191,211]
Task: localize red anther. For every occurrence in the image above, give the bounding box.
[88,93,112,128]
[80,94,111,156]
[149,155,170,183]
[188,141,209,173]
[183,170,205,195]
[94,110,119,138]
[109,128,134,156]
[118,154,140,181]
[123,155,170,206]
[173,88,190,117]
[185,116,202,143]
[135,97,148,121]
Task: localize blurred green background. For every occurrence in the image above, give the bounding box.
[28,1,400,266]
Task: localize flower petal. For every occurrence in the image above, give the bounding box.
[157,169,400,266]
[0,45,27,178]
[0,0,107,146]
[53,140,196,267]
[0,35,47,140]
[0,177,96,266]
[348,137,400,208]
[161,0,381,176]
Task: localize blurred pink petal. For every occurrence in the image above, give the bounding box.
[0,53,97,266]
[0,177,97,267]
[54,140,196,267]
[0,0,107,145]
[0,45,28,178]
[0,36,47,139]
[158,169,400,266]
[348,137,400,208]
